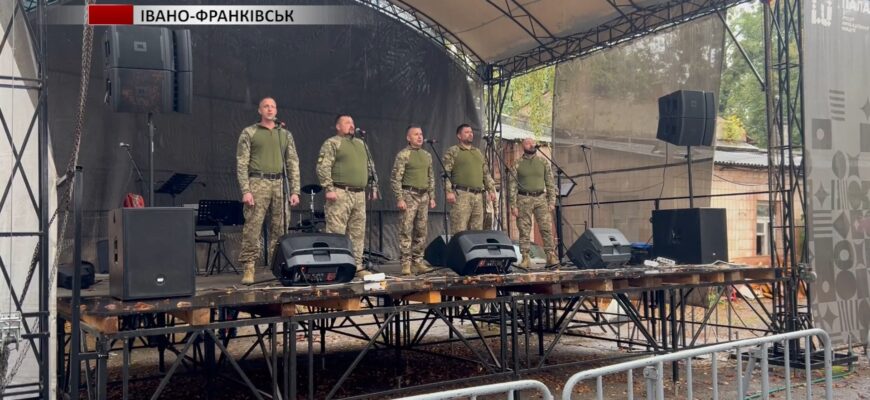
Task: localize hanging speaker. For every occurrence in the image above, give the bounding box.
[271,233,357,286]
[656,90,716,146]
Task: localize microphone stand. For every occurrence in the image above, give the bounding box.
[359,131,380,271]
[481,134,521,230]
[121,145,147,199]
[427,140,451,239]
[278,122,290,248]
[580,145,600,227]
[536,146,581,261]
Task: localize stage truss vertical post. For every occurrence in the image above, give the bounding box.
[763,0,809,335]
[483,67,511,231]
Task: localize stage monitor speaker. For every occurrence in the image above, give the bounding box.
[57,261,96,290]
[652,208,728,264]
[445,231,516,276]
[424,235,450,267]
[271,233,357,286]
[109,207,196,300]
[567,228,632,269]
[656,90,716,146]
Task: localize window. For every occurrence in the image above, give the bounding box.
[756,203,770,255]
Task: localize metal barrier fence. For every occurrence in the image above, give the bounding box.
[562,328,833,400]
[395,379,554,400]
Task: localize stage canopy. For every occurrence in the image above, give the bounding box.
[358,0,746,81]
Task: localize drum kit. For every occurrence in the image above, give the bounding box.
[289,183,326,233]
[289,183,390,267]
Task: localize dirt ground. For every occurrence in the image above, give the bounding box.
[84,296,868,399]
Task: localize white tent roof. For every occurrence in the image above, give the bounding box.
[361,0,746,81]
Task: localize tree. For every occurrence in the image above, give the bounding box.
[501,66,554,137]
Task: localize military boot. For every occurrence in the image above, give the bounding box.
[400,261,412,276]
[411,260,433,275]
[356,269,372,279]
[241,262,255,285]
[519,252,531,269]
[546,252,560,266]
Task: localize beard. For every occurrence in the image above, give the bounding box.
[524,148,537,155]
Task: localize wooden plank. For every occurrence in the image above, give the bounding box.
[169,308,210,326]
[443,287,497,299]
[240,303,298,317]
[573,279,613,292]
[402,291,442,304]
[724,271,744,282]
[743,269,776,281]
[661,274,700,285]
[612,279,629,290]
[80,314,118,334]
[700,272,726,283]
[509,284,562,295]
[300,298,361,311]
[628,277,661,288]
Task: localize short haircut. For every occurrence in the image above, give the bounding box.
[406,124,422,133]
[455,123,472,135]
[335,114,352,124]
[259,97,275,106]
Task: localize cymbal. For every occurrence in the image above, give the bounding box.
[301,184,323,194]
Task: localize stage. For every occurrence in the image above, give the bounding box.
[57,263,780,399]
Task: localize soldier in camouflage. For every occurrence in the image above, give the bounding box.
[509,138,558,268]
[236,97,301,284]
[443,124,497,233]
[391,125,436,276]
[317,114,378,278]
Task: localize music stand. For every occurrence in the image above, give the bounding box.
[197,200,244,275]
[156,173,197,206]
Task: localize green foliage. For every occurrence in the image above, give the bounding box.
[501,66,555,137]
[719,4,767,146]
[720,115,747,142]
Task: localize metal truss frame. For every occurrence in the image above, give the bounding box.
[58,278,789,400]
[763,0,809,334]
[0,0,50,398]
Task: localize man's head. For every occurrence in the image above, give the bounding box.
[406,124,423,148]
[455,124,473,145]
[335,114,355,136]
[258,97,277,122]
[522,138,537,154]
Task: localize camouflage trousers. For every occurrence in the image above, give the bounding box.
[398,191,430,269]
[449,189,485,233]
[516,193,555,255]
[240,178,290,265]
[325,188,366,270]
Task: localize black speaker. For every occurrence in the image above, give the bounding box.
[172,29,193,114]
[57,261,96,290]
[567,228,632,269]
[104,26,192,114]
[656,90,716,146]
[109,207,196,300]
[271,233,357,286]
[104,26,174,70]
[652,208,728,264]
[424,235,450,267]
[445,231,516,276]
[105,68,173,113]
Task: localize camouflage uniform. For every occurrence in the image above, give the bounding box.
[508,152,557,258]
[442,144,495,232]
[316,134,377,271]
[391,146,435,273]
[237,123,301,266]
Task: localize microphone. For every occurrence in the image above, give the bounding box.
[355,128,367,137]
[534,144,542,149]
[580,144,591,149]
[425,138,438,144]
[119,142,131,148]
[271,116,286,128]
